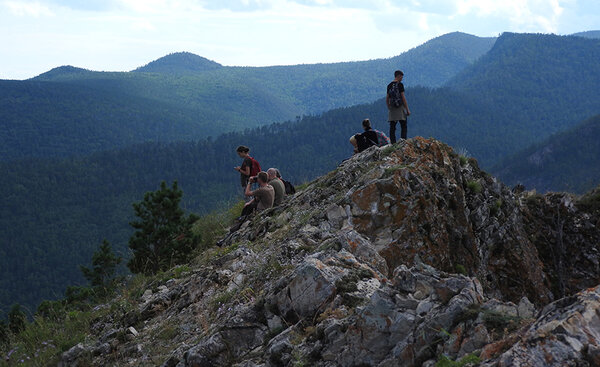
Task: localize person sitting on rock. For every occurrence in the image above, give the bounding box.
[350,118,390,153]
[267,168,285,206]
[275,169,296,195]
[240,171,275,217]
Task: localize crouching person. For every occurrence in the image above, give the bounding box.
[241,171,275,217]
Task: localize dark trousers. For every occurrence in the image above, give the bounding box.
[241,201,257,217]
[389,120,407,143]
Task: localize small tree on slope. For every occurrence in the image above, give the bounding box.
[79,239,122,297]
[127,181,199,275]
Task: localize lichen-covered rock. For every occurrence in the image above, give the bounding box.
[482,285,600,366]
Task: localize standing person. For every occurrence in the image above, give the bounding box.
[267,168,285,206]
[234,145,261,198]
[386,70,411,143]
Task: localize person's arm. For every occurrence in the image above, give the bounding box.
[237,165,250,176]
[244,198,255,207]
[244,181,255,197]
[386,93,390,109]
[401,92,410,116]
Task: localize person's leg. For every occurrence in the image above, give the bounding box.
[400,120,407,140]
[389,121,397,144]
[240,200,257,217]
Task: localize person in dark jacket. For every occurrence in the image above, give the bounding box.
[349,119,389,153]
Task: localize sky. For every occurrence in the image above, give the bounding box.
[1,0,599,80]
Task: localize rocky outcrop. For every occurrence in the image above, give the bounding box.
[59,138,600,367]
[482,285,600,366]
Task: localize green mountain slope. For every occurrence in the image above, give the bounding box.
[0,32,495,160]
[133,52,223,73]
[446,32,600,142]
[571,30,600,39]
[492,115,600,193]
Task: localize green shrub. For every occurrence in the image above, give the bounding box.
[436,353,481,367]
[466,180,482,194]
[455,264,467,275]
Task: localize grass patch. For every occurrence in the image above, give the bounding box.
[294,182,310,191]
[466,180,482,194]
[3,310,101,366]
[482,310,521,333]
[454,264,467,275]
[383,165,407,178]
[156,324,179,341]
[490,199,503,217]
[578,187,600,212]
[382,144,402,156]
[192,200,246,251]
[459,156,468,166]
[210,289,237,313]
[436,353,481,367]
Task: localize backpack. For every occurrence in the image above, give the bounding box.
[282,179,296,195]
[388,82,404,108]
[248,156,261,177]
[374,129,390,146]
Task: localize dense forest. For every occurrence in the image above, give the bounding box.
[2,32,600,316]
[447,33,600,140]
[492,114,600,193]
[0,32,495,160]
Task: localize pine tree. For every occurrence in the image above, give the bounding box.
[7,304,26,335]
[127,181,199,275]
[79,239,122,296]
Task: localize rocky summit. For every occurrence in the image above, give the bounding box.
[59,138,600,367]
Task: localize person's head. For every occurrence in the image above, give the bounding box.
[394,70,404,81]
[362,118,371,130]
[267,168,278,180]
[236,145,250,158]
[257,171,268,185]
[275,169,281,178]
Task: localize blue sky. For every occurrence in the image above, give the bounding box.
[1,0,598,80]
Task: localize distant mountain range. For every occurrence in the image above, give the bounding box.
[492,114,600,193]
[2,31,600,317]
[572,30,600,39]
[1,32,495,160]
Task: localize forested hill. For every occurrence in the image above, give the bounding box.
[0,79,266,159]
[492,114,600,193]
[133,52,223,73]
[0,32,495,161]
[446,32,600,141]
[572,30,600,39]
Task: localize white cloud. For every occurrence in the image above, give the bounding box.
[3,1,53,17]
[0,0,598,79]
[456,0,564,32]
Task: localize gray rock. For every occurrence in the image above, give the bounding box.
[483,285,600,366]
[59,343,88,367]
[517,296,535,319]
[276,256,345,320]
